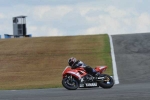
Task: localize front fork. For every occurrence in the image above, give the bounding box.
[68,75,73,82]
[65,75,76,86]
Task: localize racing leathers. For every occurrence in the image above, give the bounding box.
[71,60,98,76]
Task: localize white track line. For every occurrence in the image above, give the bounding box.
[109,34,119,84]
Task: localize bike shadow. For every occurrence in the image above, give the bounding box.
[77,87,103,91]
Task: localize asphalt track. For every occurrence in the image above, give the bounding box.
[111,33,150,84]
[0,33,150,100]
[0,82,150,100]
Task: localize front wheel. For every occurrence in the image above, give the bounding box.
[98,74,114,89]
[62,76,79,90]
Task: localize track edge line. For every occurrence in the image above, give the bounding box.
[108,34,119,84]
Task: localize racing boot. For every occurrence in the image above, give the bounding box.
[95,72,101,77]
[94,72,104,80]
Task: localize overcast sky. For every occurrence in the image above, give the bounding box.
[0,0,150,37]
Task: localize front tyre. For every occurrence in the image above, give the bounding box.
[98,74,114,89]
[62,76,79,90]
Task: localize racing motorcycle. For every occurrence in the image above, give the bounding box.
[62,66,114,90]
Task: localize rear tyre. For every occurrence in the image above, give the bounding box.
[98,74,114,89]
[62,76,79,90]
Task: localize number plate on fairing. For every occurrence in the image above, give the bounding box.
[86,83,97,86]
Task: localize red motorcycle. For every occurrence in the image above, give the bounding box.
[62,66,114,90]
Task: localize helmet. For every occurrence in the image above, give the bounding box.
[68,57,77,67]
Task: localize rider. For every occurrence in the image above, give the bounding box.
[68,57,100,77]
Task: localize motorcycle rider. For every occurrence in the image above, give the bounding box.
[68,57,101,77]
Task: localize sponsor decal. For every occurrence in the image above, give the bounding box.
[86,83,97,86]
[68,71,81,79]
[79,84,84,87]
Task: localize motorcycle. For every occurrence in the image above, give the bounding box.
[62,66,114,90]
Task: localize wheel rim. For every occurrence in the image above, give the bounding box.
[65,77,78,88]
[66,79,76,87]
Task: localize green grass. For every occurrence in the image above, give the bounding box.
[102,34,112,74]
[0,34,112,90]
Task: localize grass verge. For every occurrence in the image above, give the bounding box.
[0,34,112,90]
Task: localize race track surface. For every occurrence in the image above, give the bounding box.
[112,33,150,84]
[0,82,150,100]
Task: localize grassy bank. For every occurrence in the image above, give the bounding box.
[0,34,112,90]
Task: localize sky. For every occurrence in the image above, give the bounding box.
[0,0,150,38]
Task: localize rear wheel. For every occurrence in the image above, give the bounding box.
[62,75,79,90]
[98,74,114,89]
